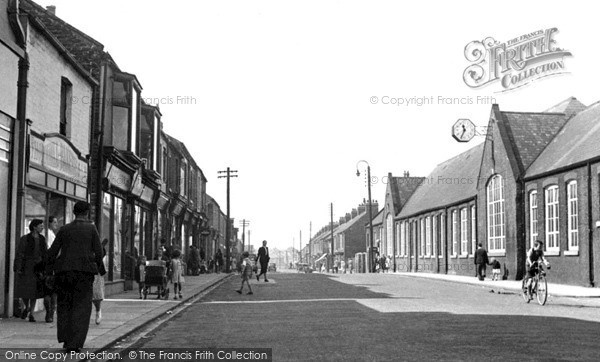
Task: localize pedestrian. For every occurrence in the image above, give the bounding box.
[474,242,489,281]
[135,255,147,299]
[14,219,47,322]
[170,249,184,300]
[215,249,223,273]
[255,240,270,282]
[188,245,200,276]
[341,259,346,274]
[490,257,501,281]
[321,263,326,273]
[236,251,253,295]
[45,201,105,352]
[92,238,109,324]
[44,216,60,322]
[348,259,353,274]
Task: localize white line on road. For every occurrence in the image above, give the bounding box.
[203,298,395,304]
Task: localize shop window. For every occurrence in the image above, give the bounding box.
[24,188,47,235]
[113,197,124,279]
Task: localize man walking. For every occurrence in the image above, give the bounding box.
[45,201,105,352]
[474,243,489,281]
[256,240,270,282]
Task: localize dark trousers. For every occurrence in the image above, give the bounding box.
[56,271,94,349]
[476,263,486,280]
[257,263,268,280]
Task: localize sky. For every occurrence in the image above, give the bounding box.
[31,0,600,251]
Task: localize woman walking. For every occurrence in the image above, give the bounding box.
[92,238,109,324]
[14,219,47,322]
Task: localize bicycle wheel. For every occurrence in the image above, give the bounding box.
[536,275,548,305]
[521,278,530,302]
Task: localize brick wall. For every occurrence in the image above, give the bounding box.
[25,25,93,154]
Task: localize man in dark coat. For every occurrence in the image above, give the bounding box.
[255,240,270,282]
[474,243,489,281]
[46,201,105,352]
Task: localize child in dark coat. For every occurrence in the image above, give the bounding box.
[236,252,253,295]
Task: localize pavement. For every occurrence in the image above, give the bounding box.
[393,271,600,297]
[0,273,230,351]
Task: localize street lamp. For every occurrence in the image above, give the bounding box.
[356,160,375,273]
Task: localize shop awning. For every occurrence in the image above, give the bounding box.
[315,253,328,263]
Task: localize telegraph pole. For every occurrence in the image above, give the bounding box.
[330,203,334,272]
[309,221,312,268]
[239,219,250,252]
[218,167,238,273]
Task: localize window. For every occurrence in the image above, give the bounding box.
[432,215,437,257]
[487,175,505,252]
[140,107,157,170]
[452,210,458,256]
[419,219,424,256]
[130,87,139,153]
[545,185,559,251]
[180,160,187,196]
[567,181,578,251]
[471,205,476,255]
[59,78,72,137]
[400,222,406,256]
[395,222,400,256]
[161,147,167,177]
[425,216,431,256]
[386,214,393,256]
[439,214,444,258]
[460,208,468,255]
[529,191,538,249]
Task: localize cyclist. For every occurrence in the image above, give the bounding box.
[525,240,550,299]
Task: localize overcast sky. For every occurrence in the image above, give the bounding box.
[32,0,600,251]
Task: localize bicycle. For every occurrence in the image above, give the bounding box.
[521,261,549,305]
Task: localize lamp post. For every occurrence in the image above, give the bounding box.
[356,160,375,273]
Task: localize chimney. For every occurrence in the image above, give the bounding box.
[339,217,345,225]
[46,5,56,15]
[403,170,410,177]
[351,208,358,218]
[357,203,366,214]
[345,213,351,222]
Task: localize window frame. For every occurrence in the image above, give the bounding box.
[567,181,578,253]
[487,175,506,253]
[545,185,560,253]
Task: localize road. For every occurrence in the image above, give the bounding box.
[131,272,600,361]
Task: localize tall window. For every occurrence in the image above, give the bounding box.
[439,214,444,258]
[452,210,458,256]
[471,205,476,255]
[567,181,578,251]
[487,175,505,251]
[420,218,425,257]
[432,215,437,257]
[545,185,559,251]
[395,222,400,256]
[59,77,72,137]
[529,191,538,249]
[425,216,432,256]
[386,214,393,256]
[460,208,467,255]
[400,222,406,256]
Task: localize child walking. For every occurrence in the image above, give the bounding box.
[237,251,253,295]
[490,257,502,281]
[170,250,184,300]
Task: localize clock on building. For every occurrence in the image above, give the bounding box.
[452,118,476,142]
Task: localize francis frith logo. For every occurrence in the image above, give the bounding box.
[463,28,571,92]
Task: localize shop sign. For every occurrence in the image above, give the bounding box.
[29,134,87,185]
[105,162,132,192]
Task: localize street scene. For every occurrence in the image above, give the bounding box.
[2,0,600,361]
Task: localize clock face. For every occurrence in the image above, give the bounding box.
[452,118,476,142]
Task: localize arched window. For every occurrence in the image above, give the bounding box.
[567,181,578,252]
[545,185,559,251]
[386,214,393,256]
[487,175,505,252]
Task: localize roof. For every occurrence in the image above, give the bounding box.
[389,176,427,216]
[398,143,484,219]
[525,101,600,178]
[543,97,587,117]
[369,208,384,226]
[334,210,368,235]
[20,0,118,79]
[501,111,570,171]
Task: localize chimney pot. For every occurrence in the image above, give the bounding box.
[46,5,56,15]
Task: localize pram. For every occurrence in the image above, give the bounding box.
[143,260,169,300]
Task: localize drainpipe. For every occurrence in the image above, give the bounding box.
[8,53,30,318]
[587,162,595,287]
